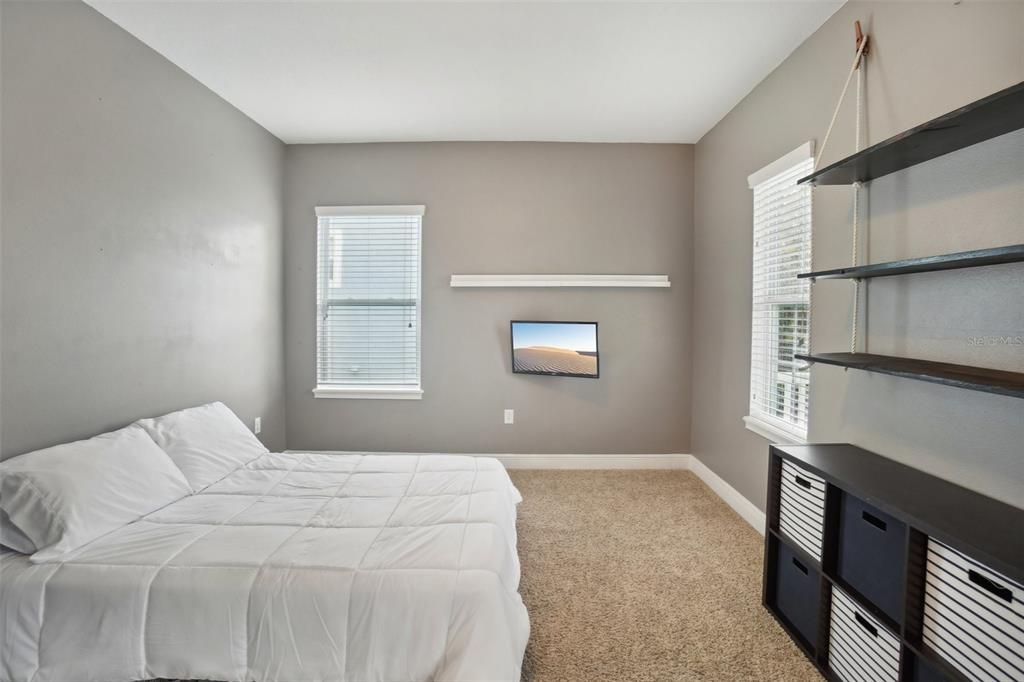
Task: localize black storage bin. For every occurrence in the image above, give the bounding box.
[907,653,949,682]
[836,492,907,624]
[773,539,820,648]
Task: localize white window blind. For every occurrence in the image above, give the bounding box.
[747,145,813,441]
[314,205,424,399]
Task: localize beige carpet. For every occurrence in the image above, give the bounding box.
[509,470,822,682]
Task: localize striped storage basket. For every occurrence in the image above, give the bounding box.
[779,459,826,562]
[829,586,901,682]
[923,538,1024,681]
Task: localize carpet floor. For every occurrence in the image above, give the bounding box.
[508,470,821,682]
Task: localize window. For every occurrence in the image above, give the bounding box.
[314,205,424,399]
[745,143,813,442]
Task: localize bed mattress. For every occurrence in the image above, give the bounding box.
[0,452,529,682]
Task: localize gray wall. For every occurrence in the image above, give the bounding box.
[692,1,1024,510]
[5,0,1019,505]
[1,0,287,455]
[284,143,693,454]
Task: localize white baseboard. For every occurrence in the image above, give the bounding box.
[496,453,690,470]
[285,449,763,534]
[688,456,766,535]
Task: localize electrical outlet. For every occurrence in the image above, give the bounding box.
[254,417,262,435]
[503,409,514,425]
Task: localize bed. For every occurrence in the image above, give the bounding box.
[0,408,529,682]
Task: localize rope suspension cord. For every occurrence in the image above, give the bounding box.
[814,32,869,172]
[851,63,864,354]
[811,24,869,356]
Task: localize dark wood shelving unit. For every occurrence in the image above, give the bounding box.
[764,444,1024,682]
[798,244,1024,281]
[795,352,1024,399]
[799,80,1024,186]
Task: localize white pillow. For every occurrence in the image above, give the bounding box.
[136,402,267,491]
[0,425,192,562]
[0,507,36,554]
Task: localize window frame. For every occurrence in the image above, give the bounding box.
[744,143,813,444]
[312,205,425,400]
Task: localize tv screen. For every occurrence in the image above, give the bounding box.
[511,321,599,378]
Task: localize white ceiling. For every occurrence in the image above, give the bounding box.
[86,1,843,144]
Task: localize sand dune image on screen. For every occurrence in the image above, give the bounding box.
[512,323,597,376]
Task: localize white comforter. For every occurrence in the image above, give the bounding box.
[0,452,529,682]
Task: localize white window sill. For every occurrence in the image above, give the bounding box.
[313,386,423,400]
[743,415,806,445]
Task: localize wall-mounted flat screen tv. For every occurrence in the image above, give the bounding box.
[511,320,599,379]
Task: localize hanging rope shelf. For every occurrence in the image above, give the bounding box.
[793,23,1024,399]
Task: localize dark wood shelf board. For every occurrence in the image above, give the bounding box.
[821,570,902,637]
[768,527,824,573]
[770,444,1024,587]
[902,639,973,682]
[798,244,1024,280]
[799,80,1024,185]
[796,352,1024,399]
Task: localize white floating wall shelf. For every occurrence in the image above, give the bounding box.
[449,274,671,288]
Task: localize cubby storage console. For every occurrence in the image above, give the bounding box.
[763,443,1024,681]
